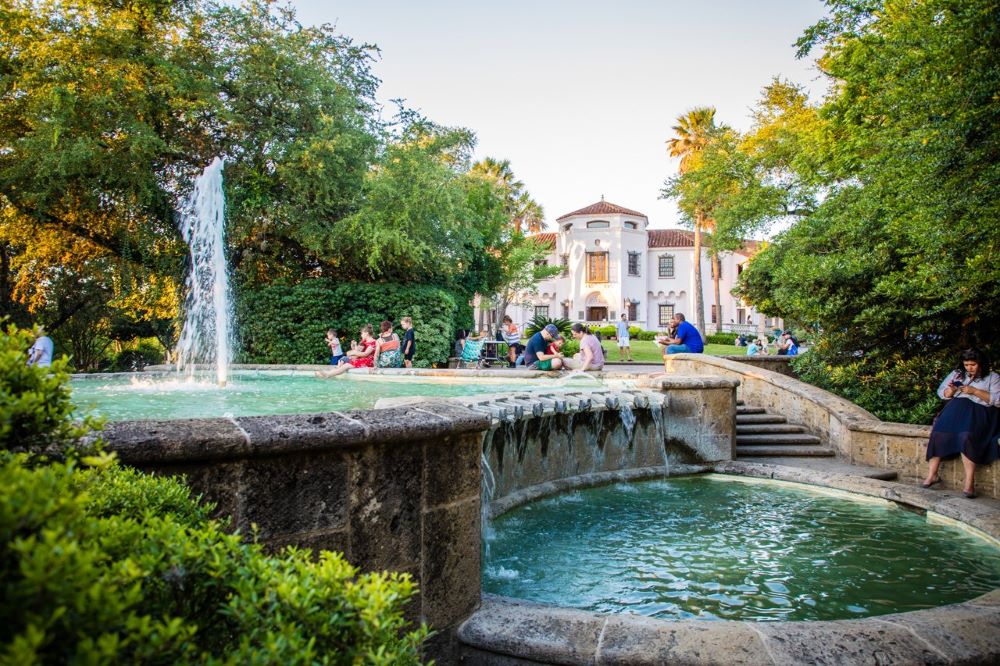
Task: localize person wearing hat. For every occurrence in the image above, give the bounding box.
[523,323,559,369]
[777,331,799,356]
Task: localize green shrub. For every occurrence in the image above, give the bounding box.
[0,325,99,456]
[109,339,165,372]
[706,332,739,345]
[560,339,580,357]
[0,456,428,664]
[0,323,428,664]
[635,330,658,341]
[237,280,459,366]
[791,337,949,424]
[597,325,616,339]
[523,315,572,338]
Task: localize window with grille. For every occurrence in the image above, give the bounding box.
[628,252,640,276]
[658,254,674,278]
[534,305,549,319]
[586,252,608,283]
[658,304,675,326]
[560,254,569,277]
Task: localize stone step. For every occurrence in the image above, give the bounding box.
[737,433,823,446]
[735,413,788,425]
[736,445,836,457]
[736,406,766,415]
[737,423,808,435]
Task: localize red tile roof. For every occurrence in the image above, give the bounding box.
[647,229,695,248]
[532,232,557,249]
[556,200,648,221]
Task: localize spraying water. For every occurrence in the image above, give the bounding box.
[175,158,233,386]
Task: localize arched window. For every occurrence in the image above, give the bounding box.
[624,221,638,230]
[658,254,675,278]
[586,220,610,229]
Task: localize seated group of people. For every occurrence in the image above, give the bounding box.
[317,318,414,378]
[519,322,606,371]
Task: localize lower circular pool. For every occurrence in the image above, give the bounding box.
[482,475,1000,621]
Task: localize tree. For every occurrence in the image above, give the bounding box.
[736,0,1000,423]
[663,107,716,337]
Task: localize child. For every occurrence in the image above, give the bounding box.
[316,325,377,378]
[400,316,415,368]
[325,329,344,365]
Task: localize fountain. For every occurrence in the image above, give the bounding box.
[175,158,233,387]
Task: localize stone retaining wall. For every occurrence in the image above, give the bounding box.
[96,402,487,660]
[719,354,797,377]
[663,354,1000,499]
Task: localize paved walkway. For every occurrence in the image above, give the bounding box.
[739,455,897,480]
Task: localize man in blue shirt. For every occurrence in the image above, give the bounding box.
[661,313,704,355]
[523,324,558,369]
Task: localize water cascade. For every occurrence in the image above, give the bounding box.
[175,158,233,386]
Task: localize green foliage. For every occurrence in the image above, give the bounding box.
[523,315,572,338]
[0,456,428,664]
[109,340,164,372]
[0,325,98,455]
[706,332,739,345]
[237,280,459,366]
[596,325,617,339]
[635,330,659,341]
[560,339,580,357]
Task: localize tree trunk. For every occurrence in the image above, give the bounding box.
[712,253,722,334]
[692,217,706,339]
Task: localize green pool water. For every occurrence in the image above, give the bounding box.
[483,476,1000,621]
[70,370,577,421]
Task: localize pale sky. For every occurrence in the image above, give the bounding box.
[288,0,831,230]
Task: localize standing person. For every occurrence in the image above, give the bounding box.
[658,313,704,355]
[27,328,54,368]
[922,349,1000,498]
[502,315,523,368]
[615,313,633,362]
[566,323,605,370]
[400,316,416,368]
[373,320,403,369]
[325,329,344,365]
[523,324,558,369]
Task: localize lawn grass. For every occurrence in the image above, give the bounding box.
[598,340,740,363]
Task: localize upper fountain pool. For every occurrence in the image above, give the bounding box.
[70,370,618,421]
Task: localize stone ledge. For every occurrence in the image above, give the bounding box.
[99,403,489,464]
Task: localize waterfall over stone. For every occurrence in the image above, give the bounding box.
[175,158,233,386]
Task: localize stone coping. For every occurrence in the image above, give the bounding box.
[665,353,879,422]
[92,402,489,464]
[461,461,1000,665]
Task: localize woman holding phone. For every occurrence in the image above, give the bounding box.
[922,348,1000,497]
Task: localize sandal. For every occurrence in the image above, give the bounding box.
[920,477,941,489]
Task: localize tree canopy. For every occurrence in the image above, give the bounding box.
[1,0,538,367]
[668,0,1000,422]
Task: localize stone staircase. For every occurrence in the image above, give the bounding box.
[736,402,835,458]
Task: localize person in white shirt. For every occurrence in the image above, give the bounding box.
[615,314,632,362]
[922,348,1000,498]
[27,330,54,368]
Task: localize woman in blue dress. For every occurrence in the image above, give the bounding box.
[922,348,1000,497]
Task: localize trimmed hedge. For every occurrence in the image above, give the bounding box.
[237,280,461,367]
[706,332,740,345]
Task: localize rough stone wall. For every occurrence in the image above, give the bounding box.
[97,402,488,659]
[662,354,1000,499]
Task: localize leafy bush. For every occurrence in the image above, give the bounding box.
[596,325,617,339]
[791,336,949,425]
[523,315,572,338]
[0,323,428,664]
[237,280,459,366]
[0,325,98,456]
[635,330,659,341]
[706,332,739,345]
[109,339,165,372]
[0,456,428,664]
[560,339,580,357]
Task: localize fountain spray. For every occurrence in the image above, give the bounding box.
[175,158,233,387]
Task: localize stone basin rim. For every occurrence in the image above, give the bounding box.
[464,461,1000,664]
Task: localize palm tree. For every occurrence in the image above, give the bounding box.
[666,107,716,338]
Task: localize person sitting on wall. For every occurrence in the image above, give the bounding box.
[746,337,765,356]
[777,331,799,356]
[565,323,605,371]
[315,325,377,378]
[921,348,1000,498]
[535,333,565,371]
[523,323,559,370]
[657,313,704,355]
[502,315,523,368]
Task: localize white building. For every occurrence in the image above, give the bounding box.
[500,199,778,334]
